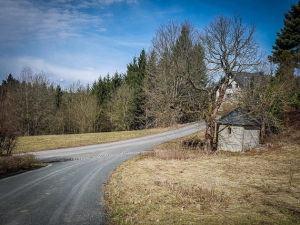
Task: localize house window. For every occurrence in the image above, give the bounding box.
[228,127,232,134]
[228,84,232,89]
[235,84,239,89]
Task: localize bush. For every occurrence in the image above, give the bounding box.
[0,154,39,176]
[0,133,17,156]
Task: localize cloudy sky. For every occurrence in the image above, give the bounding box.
[0,0,297,87]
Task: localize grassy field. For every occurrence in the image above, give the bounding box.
[14,127,171,153]
[104,130,300,225]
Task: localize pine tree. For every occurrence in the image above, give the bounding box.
[91,73,125,131]
[172,23,207,123]
[125,49,147,130]
[271,1,300,68]
[269,1,300,124]
[1,74,19,87]
[92,74,112,106]
[55,85,63,108]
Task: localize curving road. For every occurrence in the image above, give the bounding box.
[0,123,204,225]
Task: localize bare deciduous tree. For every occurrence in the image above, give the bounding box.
[0,87,18,155]
[17,67,56,135]
[62,82,99,134]
[191,14,262,151]
[107,83,135,131]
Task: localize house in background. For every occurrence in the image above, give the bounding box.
[216,72,261,111]
[216,107,261,152]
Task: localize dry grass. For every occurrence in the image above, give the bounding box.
[104,130,300,225]
[14,127,171,153]
[0,154,44,178]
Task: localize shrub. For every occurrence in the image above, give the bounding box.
[0,133,18,156]
[0,154,39,176]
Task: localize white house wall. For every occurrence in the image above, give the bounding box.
[216,79,241,110]
[242,127,260,150]
[218,125,244,152]
[218,125,260,152]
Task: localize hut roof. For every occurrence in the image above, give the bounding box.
[218,108,261,126]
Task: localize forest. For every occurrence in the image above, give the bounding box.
[1,2,300,155]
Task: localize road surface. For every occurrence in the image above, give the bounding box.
[0,123,204,225]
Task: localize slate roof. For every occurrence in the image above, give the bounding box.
[231,72,263,88]
[218,107,261,126]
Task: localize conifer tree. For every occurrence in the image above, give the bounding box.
[270,0,300,81]
[91,72,125,131]
[271,0,300,66]
[126,49,147,129]
[269,1,300,123]
[55,85,63,108]
[1,74,20,88]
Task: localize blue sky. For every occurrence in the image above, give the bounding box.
[0,0,298,87]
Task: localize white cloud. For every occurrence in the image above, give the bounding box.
[16,56,105,85]
[0,0,103,44]
[98,28,107,32]
[97,0,137,4]
[75,0,137,9]
[0,0,139,45]
[0,0,144,86]
[0,54,130,85]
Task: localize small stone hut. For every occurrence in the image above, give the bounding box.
[216,108,261,152]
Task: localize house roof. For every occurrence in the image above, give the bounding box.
[231,72,263,88]
[218,107,261,126]
[216,71,264,90]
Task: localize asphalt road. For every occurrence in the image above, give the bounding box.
[0,123,204,225]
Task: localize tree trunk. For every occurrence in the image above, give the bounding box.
[204,78,229,152]
[204,99,216,151]
[260,121,266,144]
[204,120,214,151]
